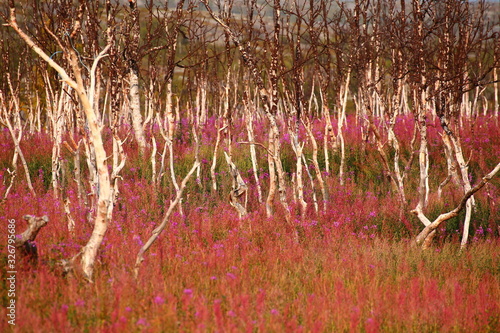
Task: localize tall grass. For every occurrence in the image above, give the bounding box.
[1,114,499,332]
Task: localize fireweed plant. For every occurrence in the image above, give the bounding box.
[1,0,500,331]
[1,114,499,332]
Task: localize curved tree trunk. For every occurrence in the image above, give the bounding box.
[8,5,113,281]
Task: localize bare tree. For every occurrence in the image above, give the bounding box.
[414,162,500,249]
[201,0,290,222]
[124,0,147,153]
[134,160,199,278]
[408,0,499,248]
[0,78,36,199]
[5,1,114,281]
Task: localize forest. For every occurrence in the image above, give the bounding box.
[1,0,499,331]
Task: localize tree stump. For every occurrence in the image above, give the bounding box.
[15,215,48,264]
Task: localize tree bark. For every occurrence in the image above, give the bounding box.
[134,161,199,278]
[202,0,290,220]
[0,78,35,197]
[127,0,147,154]
[224,152,248,218]
[303,117,328,211]
[15,215,49,263]
[414,162,500,248]
[7,5,113,281]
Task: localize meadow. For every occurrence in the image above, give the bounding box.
[1,113,499,332]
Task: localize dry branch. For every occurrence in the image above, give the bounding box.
[414,162,500,248]
[15,215,48,247]
[8,2,113,282]
[224,152,248,218]
[134,161,200,278]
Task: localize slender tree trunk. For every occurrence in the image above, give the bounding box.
[129,68,146,153]
[7,8,113,280]
[192,126,202,187]
[291,130,307,216]
[135,161,199,278]
[211,123,226,192]
[128,0,147,154]
[224,152,248,218]
[494,68,499,124]
[448,130,474,249]
[415,162,500,248]
[46,79,67,200]
[266,131,277,217]
[304,118,328,211]
[414,111,429,222]
[321,86,334,175]
[0,75,36,197]
[337,70,351,185]
[243,98,263,203]
[168,140,184,216]
[438,132,461,199]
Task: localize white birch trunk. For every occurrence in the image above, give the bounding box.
[415,162,500,248]
[135,161,199,277]
[449,133,475,249]
[244,108,263,203]
[210,123,226,192]
[303,118,328,211]
[7,9,114,280]
[337,70,351,185]
[0,76,36,197]
[128,0,147,154]
[129,70,147,153]
[494,68,498,124]
[266,130,277,217]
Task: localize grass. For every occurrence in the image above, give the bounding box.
[0,114,499,332]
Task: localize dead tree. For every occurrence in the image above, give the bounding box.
[0,74,36,199]
[414,162,500,249]
[134,161,199,278]
[224,152,248,218]
[6,1,113,281]
[202,0,291,222]
[409,0,499,248]
[124,0,147,153]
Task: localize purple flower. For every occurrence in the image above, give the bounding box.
[132,235,143,246]
[184,289,193,295]
[154,295,165,305]
[136,318,148,326]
